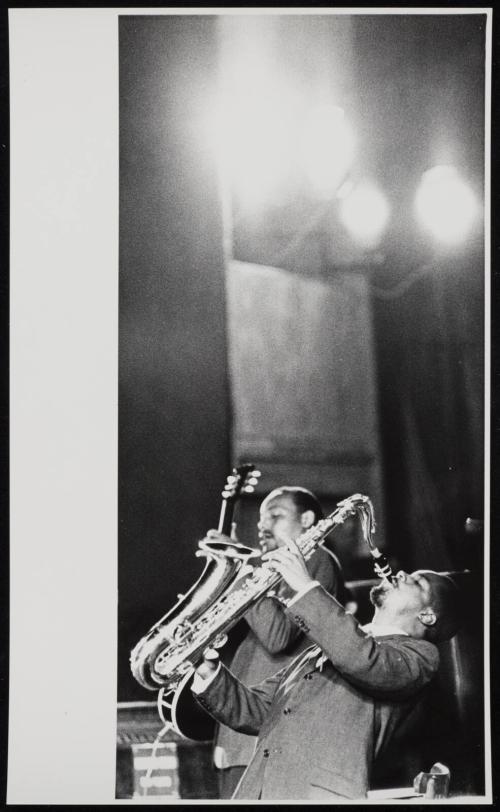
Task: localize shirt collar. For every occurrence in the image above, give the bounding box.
[362,622,409,637]
[311,623,409,674]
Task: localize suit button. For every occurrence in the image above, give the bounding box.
[283,707,291,715]
[304,673,313,681]
[263,749,270,758]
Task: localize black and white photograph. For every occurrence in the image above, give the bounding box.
[6,6,492,805]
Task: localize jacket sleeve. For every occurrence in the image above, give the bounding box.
[243,548,340,654]
[193,662,285,735]
[285,585,440,700]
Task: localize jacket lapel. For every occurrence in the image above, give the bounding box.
[280,644,322,696]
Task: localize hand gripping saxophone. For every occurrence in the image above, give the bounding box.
[130,492,385,739]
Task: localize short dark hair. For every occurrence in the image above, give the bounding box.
[419,571,462,643]
[270,486,324,523]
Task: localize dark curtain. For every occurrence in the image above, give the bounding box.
[118,16,231,701]
[374,249,485,574]
[373,249,485,795]
[350,14,486,572]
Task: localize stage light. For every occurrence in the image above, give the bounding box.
[300,105,355,198]
[415,165,477,244]
[204,62,298,209]
[339,180,390,244]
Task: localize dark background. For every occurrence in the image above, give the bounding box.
[119,16,231,697]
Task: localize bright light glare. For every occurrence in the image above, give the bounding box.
[205,65,298,209]
[339,181,390,244]
[415,165,477,244]
[300,105,355,198]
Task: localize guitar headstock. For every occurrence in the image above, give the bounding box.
[221,464,261,502]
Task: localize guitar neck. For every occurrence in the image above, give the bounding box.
[217,499,234,536]
[216,463,259,537]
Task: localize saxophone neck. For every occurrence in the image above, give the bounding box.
[295,494,376,557]
[198,538,260,561]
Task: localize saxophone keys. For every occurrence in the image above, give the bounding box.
[211,633,228,650]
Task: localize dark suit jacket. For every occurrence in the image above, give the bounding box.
[214,546,341,768]
[196,585,439,800]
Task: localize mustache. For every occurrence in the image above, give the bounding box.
[370,581,393,607]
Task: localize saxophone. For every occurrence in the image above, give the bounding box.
[130,492,379,738]
[130,464,260,693]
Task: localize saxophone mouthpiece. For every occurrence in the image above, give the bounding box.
[372,549,394,586]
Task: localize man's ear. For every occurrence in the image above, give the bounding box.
[418,608,437,629]
[300,509,316,529]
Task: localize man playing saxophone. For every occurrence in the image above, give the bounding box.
[191,535,461,801]
[200,486,348,798]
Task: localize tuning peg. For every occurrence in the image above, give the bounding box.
[222,489,232,498]
[226,475,238,484]
[252,470,261,478]
[244,485,255,493]
[247,476,260,486]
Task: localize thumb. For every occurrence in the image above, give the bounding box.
[196,646,220,679]
[204,646,220,663]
